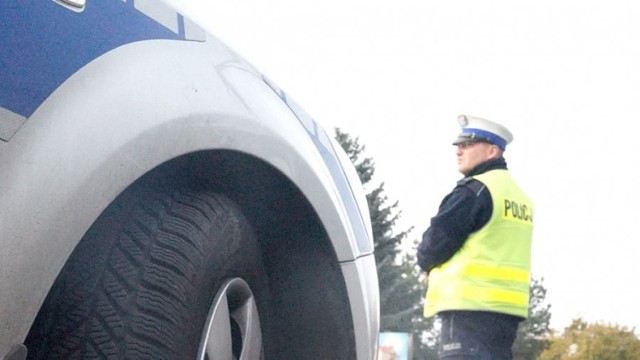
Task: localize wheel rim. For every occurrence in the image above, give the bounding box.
[197,278,262,360]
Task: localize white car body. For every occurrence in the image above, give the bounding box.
[0,1,379,358]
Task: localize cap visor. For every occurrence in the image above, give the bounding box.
[452,136,483,146]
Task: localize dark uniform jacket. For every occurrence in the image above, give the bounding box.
[417,157,508,273]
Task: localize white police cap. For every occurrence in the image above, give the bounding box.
[452,115,513,150]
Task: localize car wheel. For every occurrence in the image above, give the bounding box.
[25,187,268,359]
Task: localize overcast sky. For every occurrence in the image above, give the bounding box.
[179,0,640,332]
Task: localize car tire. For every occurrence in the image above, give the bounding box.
[25,186,268,359]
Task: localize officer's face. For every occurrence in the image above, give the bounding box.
[456,142,500,175]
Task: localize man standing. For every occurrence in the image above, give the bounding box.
[417,115,534,359]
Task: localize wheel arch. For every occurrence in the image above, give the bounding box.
[123,149,358,357]
[26,148,358,357]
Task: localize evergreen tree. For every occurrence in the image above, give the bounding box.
[334,128,436,359]
[513,277,553,359]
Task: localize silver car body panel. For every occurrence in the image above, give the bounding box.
[0,0,378,357]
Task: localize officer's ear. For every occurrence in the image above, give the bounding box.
[487,144,502,159]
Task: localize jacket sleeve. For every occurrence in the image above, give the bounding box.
[416,179,492,273]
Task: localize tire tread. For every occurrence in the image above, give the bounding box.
[26,188,265,359]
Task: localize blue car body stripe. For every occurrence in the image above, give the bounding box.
[308,122,373,254]
[178,14,186,38]
[0,0,190,119]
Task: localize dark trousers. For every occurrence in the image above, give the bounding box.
[437,311,522,360]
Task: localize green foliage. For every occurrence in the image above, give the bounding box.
[334,128,435,359]
[513,277,553,360]
[540,319,640,360]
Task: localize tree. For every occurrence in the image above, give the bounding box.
[334,128,436,359]
[513,277,553,359]
[540,319,640,360]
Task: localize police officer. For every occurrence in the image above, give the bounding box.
[417,115,534,359]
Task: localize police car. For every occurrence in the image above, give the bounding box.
[0,1,379,358]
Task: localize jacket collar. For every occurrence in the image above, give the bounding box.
[464,157,508,177]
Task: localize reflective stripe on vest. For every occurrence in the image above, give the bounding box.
[424,169,533,318]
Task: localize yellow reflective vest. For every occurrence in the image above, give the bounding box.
[424,169,533,318]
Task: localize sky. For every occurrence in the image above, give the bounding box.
[178,0,640,332]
